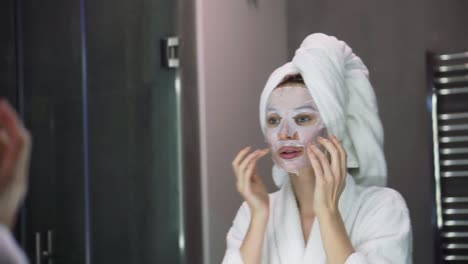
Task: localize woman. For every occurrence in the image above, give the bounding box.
[222,33,412,264]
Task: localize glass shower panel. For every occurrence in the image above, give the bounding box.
[19,1,88,263]
[86,0,182,263]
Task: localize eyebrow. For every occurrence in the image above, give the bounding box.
[294,105,317,111]
[267,105,318,112]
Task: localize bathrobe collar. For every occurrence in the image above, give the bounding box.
[272,174,356,264]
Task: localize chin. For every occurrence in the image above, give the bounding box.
[282,164,312,175]
[278,165,303,175]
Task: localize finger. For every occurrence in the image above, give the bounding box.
[257,148,270,159]
[311,144,334,183]
[0,108,24,185]
[242,148,269,175]
[235,147,252,192]
[0,129,25,185]
[0,100,23,144]
[0,129,9,147]
[244,156,257,179]
[243,171,252,197]
[307,145,324,183]
[0,100,25,169]
[232,146,252,171]
[244,157,258,191]
[250,149,269,182]
[241,151,264,195]
[0,130,9,157]
[318,136,340,178]
[330,135,347,178]
[237,150,261,193]
[239,150,261,173]
[0,130,11,186]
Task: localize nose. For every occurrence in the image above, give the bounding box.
[278,120,298,140]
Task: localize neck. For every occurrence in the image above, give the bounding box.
[289,166,315,216]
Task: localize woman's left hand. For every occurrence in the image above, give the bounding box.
[307,135,347,216]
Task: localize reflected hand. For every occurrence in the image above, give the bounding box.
[232,147,270,217]
[307,135,347,216]
[0,99,32,230]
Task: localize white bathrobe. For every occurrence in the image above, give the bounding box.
[221,174,412,264]
[0,224,28,264]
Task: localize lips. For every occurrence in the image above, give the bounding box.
[278,146,304,160]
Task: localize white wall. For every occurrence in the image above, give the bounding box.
[195,0,287,263]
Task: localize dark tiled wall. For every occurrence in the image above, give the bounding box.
[18,0,87,263]
[0,0,17,103]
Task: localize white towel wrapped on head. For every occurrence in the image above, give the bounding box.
[259,33,387,188]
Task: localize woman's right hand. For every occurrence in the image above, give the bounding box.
[0,99,32,230]
[232,147,270,217]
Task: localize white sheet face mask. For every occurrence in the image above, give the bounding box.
[264,86,328,174]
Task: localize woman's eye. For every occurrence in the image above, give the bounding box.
[295,115,314,124]
[267,117,280,125]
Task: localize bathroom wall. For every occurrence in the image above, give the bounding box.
[194,0,287,263]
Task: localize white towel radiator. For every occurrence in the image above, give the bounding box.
[429,51,468,263]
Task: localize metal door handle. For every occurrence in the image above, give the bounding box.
[35,232,41,264]
[42,230,53,264]
[35,230,53,264]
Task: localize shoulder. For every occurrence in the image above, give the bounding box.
[356,185,409,213]
[0,224,28,264]
[352,185,411,239]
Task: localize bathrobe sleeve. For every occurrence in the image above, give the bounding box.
[221,202,251,264]
[0,224,28,264]
[344,189,412,264]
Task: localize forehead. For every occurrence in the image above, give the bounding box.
[267,86,315,108]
